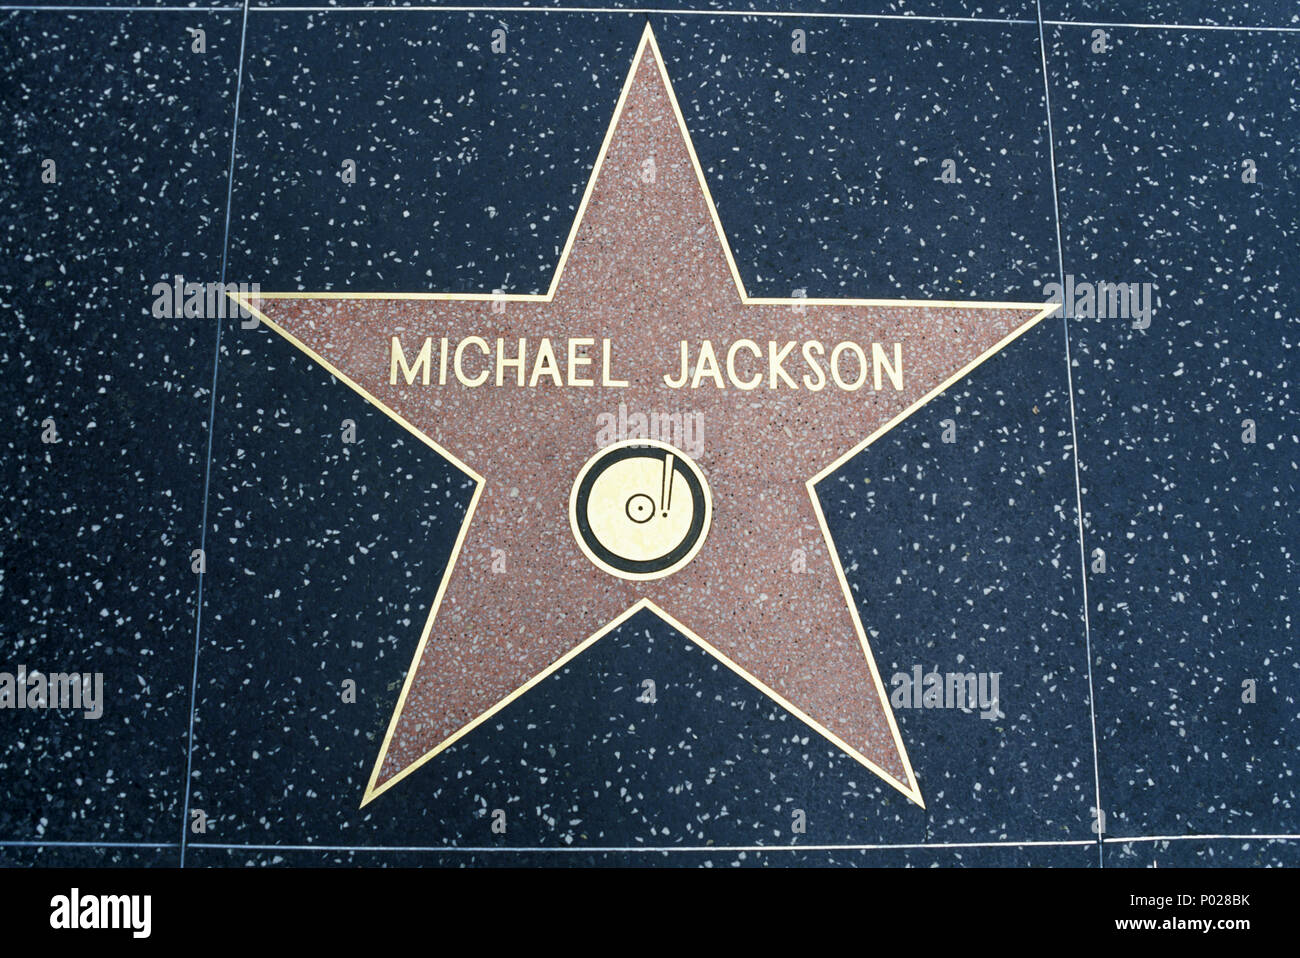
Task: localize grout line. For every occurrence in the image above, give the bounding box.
[250,8,1300,37]
[247,8,1300,35]
[190,839,1098,853]
[0,5,237,10]
[187,835,1300,854]
[179,0,250,870]
[3,6,1298,33]
[247,6,1033,23]
[1045,18,1300,34]
[0,841,181,849]
[1035,1,1103,871]
[1104,834,1300,845]
[5,834,1293,854]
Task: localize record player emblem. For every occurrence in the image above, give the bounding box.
[569,440,711,581]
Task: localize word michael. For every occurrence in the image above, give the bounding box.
[390,337,906,392]
[596,403,705,459]
[0,666,104,719]
[890,667,1001,721]
[50,889,151,939]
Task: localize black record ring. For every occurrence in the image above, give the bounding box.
[574,446,707,576]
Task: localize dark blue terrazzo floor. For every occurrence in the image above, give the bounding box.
[0,4,1295,868]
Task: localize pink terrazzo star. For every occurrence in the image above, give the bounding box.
[239,27,1052,808]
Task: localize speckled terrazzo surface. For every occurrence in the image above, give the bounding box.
[0,7,1296,869]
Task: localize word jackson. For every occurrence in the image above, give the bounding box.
[390,336,905,392]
